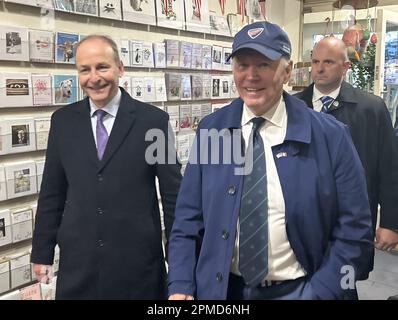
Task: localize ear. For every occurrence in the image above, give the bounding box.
[342,60,351,75]
[343,60,351,77]
[119,60,125,76]
[283,60,293,84]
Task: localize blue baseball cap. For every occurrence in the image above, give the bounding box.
[227,21,291,61]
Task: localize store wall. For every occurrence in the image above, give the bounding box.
[267,0,302,64]
[0,2,233,72]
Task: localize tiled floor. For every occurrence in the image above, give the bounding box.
[357,249,398,300]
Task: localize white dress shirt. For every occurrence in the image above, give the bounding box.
[312,85,341,112]
[89,88,121,147]
[231,98,306,281]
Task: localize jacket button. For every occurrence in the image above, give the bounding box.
[227,186,236,195]
[221,230,229,240]
[98,174,103,182]
[216,272,223,282]
[97,208,103,215]
[98,240,104,247]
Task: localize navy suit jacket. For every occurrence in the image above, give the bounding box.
[31,88,182,299]
[168,92,373,299]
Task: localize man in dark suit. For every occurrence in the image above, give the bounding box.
[31,35,182,299]
[295,37,398,254]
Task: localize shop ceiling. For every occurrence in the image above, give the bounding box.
[302,0,398,12]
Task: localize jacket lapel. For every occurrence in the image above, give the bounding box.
[98,90,136,172]
[335,81,358,105]
[299,84,315,109]
[74,98,99,167]
[274,93,312,228]
[300,81,358,112]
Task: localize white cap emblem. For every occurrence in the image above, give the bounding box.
[248,28,264,39]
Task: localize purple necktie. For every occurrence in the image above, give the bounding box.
[95,109,109,160]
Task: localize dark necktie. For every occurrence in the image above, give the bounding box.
[239,117,268,286]
[95,109,109,160]
[320,96,334,113]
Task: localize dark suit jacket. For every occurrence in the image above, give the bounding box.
[295,82,398,231]
[31,88,182,299]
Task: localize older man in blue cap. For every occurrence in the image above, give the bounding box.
[167,21,373,300]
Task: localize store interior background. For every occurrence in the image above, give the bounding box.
[0,0,398,299]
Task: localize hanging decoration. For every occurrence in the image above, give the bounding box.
[238,0,246,22]
[161,0,178,20]
[247,0,264,21]
[219,0,226,15]
[162,0,169,16]
[331,5,335,35]
[337,0,378,62]
[370,4,378,44]
[193,0,202,20]
[322,9,335,38]
[342,23,366,61]
[259,0,266,20]
[324,17,331,36]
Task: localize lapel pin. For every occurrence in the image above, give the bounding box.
[333,101,339,107]
[276,152,288,158]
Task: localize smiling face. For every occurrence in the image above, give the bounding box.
[233,49,292,115]
[76,38,124,108]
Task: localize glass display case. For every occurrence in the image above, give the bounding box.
[374,9,398,126]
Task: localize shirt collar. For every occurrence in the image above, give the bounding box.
[90,88,121,118]
[241,97,285,128]
[312,85,341,104]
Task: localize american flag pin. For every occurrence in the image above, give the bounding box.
[276,152,288,158]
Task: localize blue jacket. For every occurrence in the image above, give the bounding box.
[168,92,373,299]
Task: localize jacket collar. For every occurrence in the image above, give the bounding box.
[336,81,358,104]
[299,81,357,112]
[283,91,311,144]
[76,87,136,115]
[221,92,311,145]
[98,87,136,171]
[73,87,137,171]
[218,97,244,130]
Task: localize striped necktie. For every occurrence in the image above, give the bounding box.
[239,117,268,287]
[95,109,109,160]
[320,96,334,113]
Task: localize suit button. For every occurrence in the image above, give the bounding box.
[98,174,103,182]
[221,230,229,240]
[227,186,236,195]
[216,272,223,282]
[97,208,103,215]
[98,240,104,247]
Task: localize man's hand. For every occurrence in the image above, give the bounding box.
[33,264,53,284]
[375,227,398,251]
[169,294,194,300]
